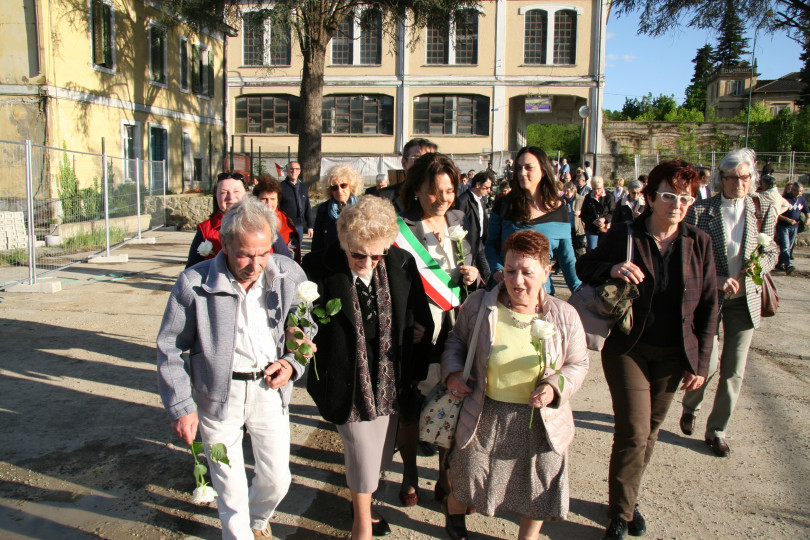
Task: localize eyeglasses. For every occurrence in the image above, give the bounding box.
[217,172,245,181]
[349,250,388,262]
[288,167,301,171]
[657,191,695,205]
[330,183,349,191]
[723,174,752,182]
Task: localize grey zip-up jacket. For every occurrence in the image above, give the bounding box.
[156,251,312,421]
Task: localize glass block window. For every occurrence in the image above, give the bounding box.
[454,10,478,65]
[332,15,353,65]
[234,95,301,134]
[322,95,394,134]
[553,10,576,65]
[426,23,449,64]
[413,95,489,136]
[524,9,547,65]
[243,12,265,66]
[360,9,382,65]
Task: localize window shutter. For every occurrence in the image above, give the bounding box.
[207,48,214,97]
[191,45,201,94]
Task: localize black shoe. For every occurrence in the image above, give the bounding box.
[628,505,646,536]
[603,518,628,540]
[442,497,468,540]
[679,412,695,436]
[418,440,438,457]
[705,436,730,457]
[775,264,785,271]
[786,265,795,276]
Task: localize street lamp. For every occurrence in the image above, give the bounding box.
[745,9,773,148]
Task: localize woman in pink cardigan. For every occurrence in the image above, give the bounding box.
[440,230,589,540]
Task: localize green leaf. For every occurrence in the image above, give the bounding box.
[295,351,308,364]
[286,313,299,326]
[752,275,763,286]
[299,343,314,356]
[558,375,565,393]
[286,338,300,351]
[297,305,307,317]
[209,443,229,466]
[193,463,208,479]
[326,298,342,315]
[312,307,326,318]
[320,316,331,324]
[191,442,204,456]
[294,330,304,339]
[300,318,311,328]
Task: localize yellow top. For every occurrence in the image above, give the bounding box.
[486,304,543,404]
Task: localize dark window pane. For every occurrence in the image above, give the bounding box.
[455,10,478,65]
[243,12,264,65]
[360,9,382,64]
[234,95,300,134]
[270,20,292,65]
[553,10,576,65]
[524,10,547,64]
[332,15,353,65]
[426,24,449,64]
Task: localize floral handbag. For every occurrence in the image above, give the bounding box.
[419,305,487,449]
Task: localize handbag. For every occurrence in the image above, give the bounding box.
[751,196,779,317]
[418,303,486,449]
[760,272,779,317]
[568,228,637,351]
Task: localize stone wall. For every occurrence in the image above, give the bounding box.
[145,194,212,231]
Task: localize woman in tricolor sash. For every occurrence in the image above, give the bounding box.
[394,152,490,507]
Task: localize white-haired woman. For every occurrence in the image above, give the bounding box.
[680,148,777,458]
[303,195,433,540]
[312,164,364,253]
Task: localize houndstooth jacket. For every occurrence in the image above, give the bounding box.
[685,193,777,329]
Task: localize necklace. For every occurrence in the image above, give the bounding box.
[506,300,540,329]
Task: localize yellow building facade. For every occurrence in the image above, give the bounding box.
[1,0,229,195]
[227,0,608,162]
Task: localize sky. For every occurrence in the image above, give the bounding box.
[603,11,804,112]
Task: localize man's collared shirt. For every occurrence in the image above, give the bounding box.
[226,269,278,372]
[720,194,746,299]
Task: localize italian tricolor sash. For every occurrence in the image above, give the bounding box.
[394,217,461,311]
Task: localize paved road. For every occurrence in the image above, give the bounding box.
[0,229,807,539]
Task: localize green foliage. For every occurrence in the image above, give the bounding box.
[526,124,580,158]
[621,93,680,121]
[714,9,749,67]
[57,151,80,221]
[732,102,771,124]
[61,227,128,251]
[664,107,705,122]
[684,44,715,110]
[793,108,810,152]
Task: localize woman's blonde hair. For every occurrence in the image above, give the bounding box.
[592,176,604,189]
[323,164,364,199]
[337,195,400,250]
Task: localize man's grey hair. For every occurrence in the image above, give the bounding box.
[220,196,278,248]
[628,180,643,191]
[712,148,758,195]
[563,181,577,191]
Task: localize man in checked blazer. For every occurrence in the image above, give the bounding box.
[679,148,777,457]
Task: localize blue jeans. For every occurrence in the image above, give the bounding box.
[776,224,797,267]
[585,231,602,251]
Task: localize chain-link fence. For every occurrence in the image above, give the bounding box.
[594,151,810,186]
[0,140,167,289]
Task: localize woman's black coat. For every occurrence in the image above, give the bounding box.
[302,243,434,424]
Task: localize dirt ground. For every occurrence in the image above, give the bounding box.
[0,229,808,539]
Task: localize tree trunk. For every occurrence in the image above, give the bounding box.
[298,39,327,192]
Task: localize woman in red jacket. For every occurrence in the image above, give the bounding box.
[254,175,301,262]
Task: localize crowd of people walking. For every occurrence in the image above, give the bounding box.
[158,142,802,540]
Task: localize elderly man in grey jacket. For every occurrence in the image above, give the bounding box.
[157,196,313,539]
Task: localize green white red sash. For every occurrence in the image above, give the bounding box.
[394,217,461,311]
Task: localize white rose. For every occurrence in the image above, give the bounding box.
[197,240,214,257]
[530,319,556,341]
[757,233,771,247]
[296,281,320,303]
[446,225,468,242]
[192,485,217,505]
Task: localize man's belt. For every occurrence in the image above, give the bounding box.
[232,370,264,381]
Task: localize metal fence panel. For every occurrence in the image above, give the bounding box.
[0,140,166,289]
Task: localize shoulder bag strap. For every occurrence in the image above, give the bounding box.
[461,301,488,382]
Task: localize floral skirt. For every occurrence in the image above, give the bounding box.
[448,397,569,521]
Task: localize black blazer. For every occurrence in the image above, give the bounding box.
[302,244,434,424]
[455,189,489,245]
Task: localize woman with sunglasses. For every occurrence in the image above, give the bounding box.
[396,152,490,507]
[576,160,719,540]
[185,171,291,268]
[312,165,364,253]
[302,195,433,540]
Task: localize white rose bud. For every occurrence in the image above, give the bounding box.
[446,225,468,242]
[197,240,214,257]
[757,233,770,247]
[530,319,555,341]
[296,281,320,303]
[192,485,217,505]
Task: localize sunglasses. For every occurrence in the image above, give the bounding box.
[217,172,245,181]
[349,250,388,262]
[330,183,349,191]
[657,191,695,205]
